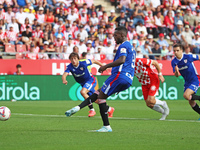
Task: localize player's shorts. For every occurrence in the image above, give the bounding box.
[142,75,160,100]
[81,77,97,96]
[184,81,199,93]
[101,75,131,96]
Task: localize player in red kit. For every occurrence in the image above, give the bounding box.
[134,58,170,120]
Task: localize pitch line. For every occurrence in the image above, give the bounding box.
[12,113,200,123]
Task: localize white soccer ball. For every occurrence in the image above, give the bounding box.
[0,106,11,121]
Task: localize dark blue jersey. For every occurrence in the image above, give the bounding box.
[171,54,199,84]
[111,41,136,85]
[65,59,94,85]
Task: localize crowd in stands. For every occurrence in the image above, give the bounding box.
[0,0,200,60]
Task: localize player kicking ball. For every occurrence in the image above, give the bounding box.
[134,58,169,120]
[171,44,200,118]
[65,26,136,132]
[62,52,105,117]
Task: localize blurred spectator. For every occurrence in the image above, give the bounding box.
[67,9,79,25]
[104,31,115,46]
[152,42,162,60]
[74,25,88,41]
[22,26,32,46]
[14,64,24,75]
[78,39,87,54]
[66,38,74,54]
[136,20,148,37]
[157,33,169,48]
[5,7,15,24]
[164,11,174,38]
[154,11,165,35]
[108,9,117,23]
[167,45,173,60]
[184,45,192,54]
[136,46,143,58]
[144,11,157,38]
[73,45,79,53]
[181,25,194,46]
[132,40,138,50]
[174,9,183,26]
[127,26,137,41]
[161,44,169,60]
[132,4,144,26]
[51,46,64,59]
[16,7,27,26]
[21,17,32,33]
[97,26,106,42]
[104,41,114,60]
[25,43,39,60]
[141,41,153,59]
[150,0,161,9]
[54,34,64,50]
[147,34,156,49]
[6,25,22,45]
[38,47,49,59]
[192,32,200,54]
[171,20,183,43]
[183,7,196,29]
[0,26,7,45]
[115,10,128,27]
[26,6,35,24]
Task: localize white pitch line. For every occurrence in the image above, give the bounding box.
[12,113,200,123]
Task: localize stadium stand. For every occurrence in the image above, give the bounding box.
[0,0,199,60]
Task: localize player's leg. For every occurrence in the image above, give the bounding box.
[80,87,96,117]
[183,88,200,115]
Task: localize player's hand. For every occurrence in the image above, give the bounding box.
[175,65,179,71]
[98,65,107,73]
[159,75,165,83]
[63,80,68,85]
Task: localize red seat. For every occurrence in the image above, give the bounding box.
[5,44,15,52]
[16,45,26,59]
[16,45,26,52]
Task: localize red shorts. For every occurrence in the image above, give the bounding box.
[142,75,160,100]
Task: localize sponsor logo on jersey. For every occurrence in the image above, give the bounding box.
[151,85,156,91]
[193,55,197,59]
[73,72,85,77]
[80,67,84,70]
[179,66,188,70]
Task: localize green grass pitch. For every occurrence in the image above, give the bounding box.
[0,100,200,150]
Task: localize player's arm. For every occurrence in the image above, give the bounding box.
[91,59,104,66]
[62,72,69,85]
[152,60,165,83]
[98,56,126,73]
[174,66,179,77]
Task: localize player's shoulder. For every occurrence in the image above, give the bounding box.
[120,41,132,48]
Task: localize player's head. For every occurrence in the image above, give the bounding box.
[69,52,79,67]
[16,64,22,72]
[81,52,87,59]
[114,26,128,44]
[173,44,183,59]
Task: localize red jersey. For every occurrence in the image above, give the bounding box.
[32,30,44,38]
[134,58,156,85]
[0,32,6,40]
[6,30,18,41]
[25,53,39,60]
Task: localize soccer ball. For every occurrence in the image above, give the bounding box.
[0,106,11,121]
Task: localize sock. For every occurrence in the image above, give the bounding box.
[152,104,164,114]
[88,104,94,110]
[155,99,164,106]
[78,93,98,109]
[107,106,111,112]
[192,103,200,114]
[191,94,200,101]
[99,102,110,126]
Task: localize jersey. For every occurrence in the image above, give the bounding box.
[80,59,91,72]
[134,58,155,85]
[171,54,199,84]
[111,41,136,85]
[65,59,94,85]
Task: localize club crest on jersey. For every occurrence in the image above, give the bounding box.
[73,69,75,71]
[80,67,84,70]
[184,59,187,63]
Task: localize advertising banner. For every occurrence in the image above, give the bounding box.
[0,75,196,101]
[1,59,200,75]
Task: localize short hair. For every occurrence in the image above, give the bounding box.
[115,26,128,36]
[16,64,21,68]
[173,43,183,50]
[82,52,87,58]
[69,52,79,60]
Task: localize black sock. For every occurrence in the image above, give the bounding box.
[192,103,200,114]
[88,104,93,110]
[78,93,98,109]
[191,94,200,101]
[99,103,110,126]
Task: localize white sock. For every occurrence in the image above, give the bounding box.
[153,105,164,114]
[104,125,111,128]
[107,107,111,112]
[74,106,80,111]
[155,99,164,106]
[90,108,95,111]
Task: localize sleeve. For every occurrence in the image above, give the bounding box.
[64,64,71,73]
[142,58,152,66]
[118,45,128,57]
[188,54,199,62]
[171,60,176,73]
[85,59,92,66]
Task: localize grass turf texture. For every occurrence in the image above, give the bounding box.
[0,100,200,150]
